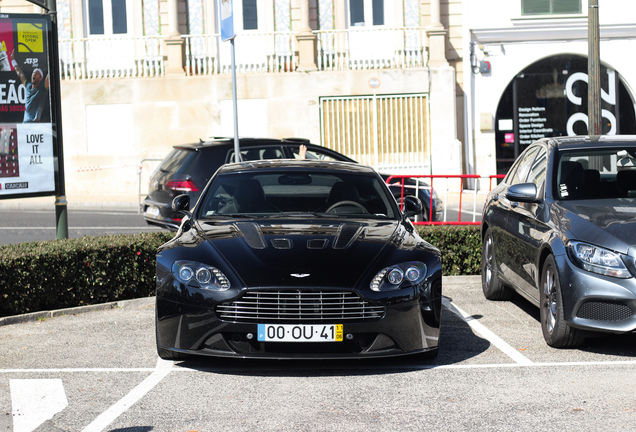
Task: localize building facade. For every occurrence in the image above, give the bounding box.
[465,0,636,177]
[0,0,464,207]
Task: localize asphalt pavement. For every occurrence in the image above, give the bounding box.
[1,275,635,432]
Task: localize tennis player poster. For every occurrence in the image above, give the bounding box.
[0,13,56,199]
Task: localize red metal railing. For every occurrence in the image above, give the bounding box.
[385,174,505,225]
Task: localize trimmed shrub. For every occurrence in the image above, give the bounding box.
[0,226,482,318]
[0,232,173,318]
[416,225,481,276]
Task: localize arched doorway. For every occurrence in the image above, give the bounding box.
[494,54,636,174]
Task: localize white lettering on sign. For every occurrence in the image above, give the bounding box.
[565,70,616,106]
[566,109,617,136]
[564,69,617,135]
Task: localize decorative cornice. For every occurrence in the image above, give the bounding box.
[471,23,636,44]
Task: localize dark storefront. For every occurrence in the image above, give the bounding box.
[495,54,636,174]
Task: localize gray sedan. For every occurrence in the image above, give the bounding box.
[481,135,636,348]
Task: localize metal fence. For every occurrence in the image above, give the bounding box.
[320,94,429,173]
[386,174,506,225]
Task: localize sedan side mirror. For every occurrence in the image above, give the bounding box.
[506,183,540,203]
[172,194,191,214]
[402,195,423,217]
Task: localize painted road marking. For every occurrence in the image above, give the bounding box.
[442,297,534,365]
[80,357,173,432]
[10,379,68,432]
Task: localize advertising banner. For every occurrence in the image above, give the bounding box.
[0,13,55,198]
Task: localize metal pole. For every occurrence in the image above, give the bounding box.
[588,0,601,136]
[48,0,68,239]
[231,38,240,162]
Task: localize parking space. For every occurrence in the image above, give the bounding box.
[1,276,635,431]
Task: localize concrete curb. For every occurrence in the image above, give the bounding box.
[0,296,155,327]
[0,275,481,327]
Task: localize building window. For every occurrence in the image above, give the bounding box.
[243,0,258,30]
[372,0,384,25]
[87,0,128,35]
[111,0,128,34]
[88,0,105,34]
[349,0,384,26]
[521,0,581,15]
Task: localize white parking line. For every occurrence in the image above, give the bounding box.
[10,379,68,432]
[442,297,534,365]
[80,358,173,432]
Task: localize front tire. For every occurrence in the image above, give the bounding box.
[540,255,584,348]
[481,228,511,300]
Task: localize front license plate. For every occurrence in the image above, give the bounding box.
[258,324,343,342]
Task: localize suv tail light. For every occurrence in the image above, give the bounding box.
[166,179,199,192]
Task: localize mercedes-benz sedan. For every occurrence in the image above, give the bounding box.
[482,135,636,347]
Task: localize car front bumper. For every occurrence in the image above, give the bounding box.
[556,253,636,334]
[156,285,441,359]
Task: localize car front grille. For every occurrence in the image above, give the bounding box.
[576,301,633,321]
[216,289,385,323]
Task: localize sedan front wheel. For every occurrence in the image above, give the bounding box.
[540,255,584,348]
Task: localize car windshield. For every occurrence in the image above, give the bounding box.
[557,147,636,200]
[197,171,398,219]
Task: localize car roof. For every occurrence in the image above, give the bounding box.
[542,135,636,151]
[174,137,312,151]
[214,159,377,175]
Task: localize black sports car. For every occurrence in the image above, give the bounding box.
[482,135,636,348]
[155,159,442,360]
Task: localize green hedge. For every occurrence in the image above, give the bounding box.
[0,232,173,318]
[416,225,481,276]
[0,226,481,318]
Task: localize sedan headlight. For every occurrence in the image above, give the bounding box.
[568,241,631,279]
[370,262,427,291]
[173,261,231,290]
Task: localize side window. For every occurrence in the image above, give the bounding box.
[526,147,547,194]
[291,146,340,161]
[228,147,284,162]
[507,146,540,186]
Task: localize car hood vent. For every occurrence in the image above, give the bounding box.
[233,222,365,250]
[334,223,364,249]
[234,222,266,249]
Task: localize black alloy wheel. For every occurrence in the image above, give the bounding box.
[540,255,584,348]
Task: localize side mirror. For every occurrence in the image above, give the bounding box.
[172,194,191,214]
[506,183,540,203]
[402,195,423,217]
[172,194,192,231]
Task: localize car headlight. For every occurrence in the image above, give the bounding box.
[370,262,427,291]
[568,241,631,279]
[173,261,231,290]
